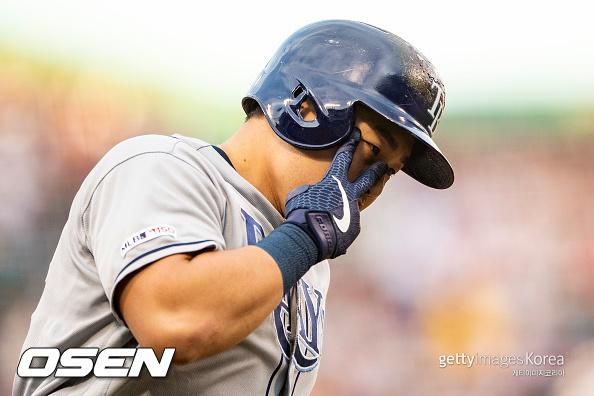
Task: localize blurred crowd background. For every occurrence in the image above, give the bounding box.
[1,1,593,395]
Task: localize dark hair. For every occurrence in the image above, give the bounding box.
[243,99,265,122]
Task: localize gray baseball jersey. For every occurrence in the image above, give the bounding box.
[14,134,330,395]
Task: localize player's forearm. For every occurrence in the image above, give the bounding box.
[118,247,284,364]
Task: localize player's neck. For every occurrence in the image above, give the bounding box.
[219,119,285,215]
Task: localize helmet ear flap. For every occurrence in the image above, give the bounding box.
[271,79,353,149]
[286,82,320,126]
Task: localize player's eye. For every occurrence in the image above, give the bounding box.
[365,141,380,156]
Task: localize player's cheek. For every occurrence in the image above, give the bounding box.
[347,145,368,182]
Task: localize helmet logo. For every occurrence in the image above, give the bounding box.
[427,81,445,136]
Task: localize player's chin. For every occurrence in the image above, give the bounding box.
[358,194,378,211]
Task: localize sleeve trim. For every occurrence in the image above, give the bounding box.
[114,239,217,283]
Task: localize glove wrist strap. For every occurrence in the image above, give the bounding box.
[256,223,319,294]
[284,209,338,261]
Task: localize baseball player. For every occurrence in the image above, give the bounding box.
[14,20,453,395]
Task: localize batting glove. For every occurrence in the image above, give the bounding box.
[284,128,389,261]
[257,128,388,294]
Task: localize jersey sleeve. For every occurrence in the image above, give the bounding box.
[83,150,225,323]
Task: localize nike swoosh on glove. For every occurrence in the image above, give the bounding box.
[284,128,389,261]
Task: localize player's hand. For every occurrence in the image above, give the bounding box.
[284,128,389,261]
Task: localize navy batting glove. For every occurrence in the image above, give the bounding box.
[284,128,389,261]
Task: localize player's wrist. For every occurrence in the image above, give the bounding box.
[256,222,319,295]
[284,209,337,261]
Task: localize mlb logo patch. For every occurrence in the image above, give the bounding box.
[121,225,176,257]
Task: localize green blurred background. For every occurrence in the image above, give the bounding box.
[1,1,593,395]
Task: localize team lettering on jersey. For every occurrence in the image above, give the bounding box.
[272,279,325,371]
[241,207,325,372]
[241,208,264,245]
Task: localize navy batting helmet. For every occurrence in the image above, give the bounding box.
[242,20,454,189]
